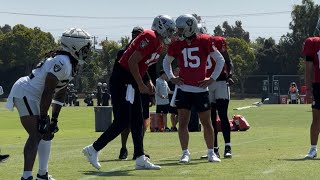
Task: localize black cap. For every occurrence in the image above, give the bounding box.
[132,26,144,33]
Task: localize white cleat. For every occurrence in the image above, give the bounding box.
[305,148,317,159]
[208,152,221,162]
[82,144,101,170]
[135,156,161,170]
[179,153,190,163]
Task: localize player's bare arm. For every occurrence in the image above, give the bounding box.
[40,73,59,116]
[128,50,151,94]
[305,60,314,98]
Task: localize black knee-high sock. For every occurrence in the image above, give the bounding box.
[211,103,218,148]
[216,99,231,144]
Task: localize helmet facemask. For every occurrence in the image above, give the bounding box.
[176,14,198,41]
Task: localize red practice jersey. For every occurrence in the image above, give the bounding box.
[302,37,320,83]
[206,36,227,78]
[119,30,163,76]
[167,34,215,86]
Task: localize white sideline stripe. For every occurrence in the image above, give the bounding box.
[78,135,282,180]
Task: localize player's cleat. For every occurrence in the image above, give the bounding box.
[305,148,317,159]
[201,148,220,159]
[171,127,178,132]
[82,144,101,170]
[0,154,9,162]
[36,172,55,180]
[118,147,128,160]
[179,152,190,163]
[133,153,150,160]
[165,127,171,132]
[224,145,232,158]
[135,156,161,170]
[208,152,221,162]
[21,177,33,180]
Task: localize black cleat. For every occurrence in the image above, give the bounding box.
[0,154,9,162]
[224,145,232,158]
[214,148,220,158]
[36,172,55,180]
[119,147,128,160]
[171,127,178,132]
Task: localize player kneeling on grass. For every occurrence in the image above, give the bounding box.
[163,14,225,163]
[6,28,92,180]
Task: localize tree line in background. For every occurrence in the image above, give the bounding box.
[0,0,318,96]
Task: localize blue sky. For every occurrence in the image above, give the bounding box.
[0,0,317,43]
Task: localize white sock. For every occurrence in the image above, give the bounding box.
[23,171,32,179]
[311,145,317,150]
[182,149,190,155]
[225,143,231,146]
[207,149,214,154]
[38,140,51,176]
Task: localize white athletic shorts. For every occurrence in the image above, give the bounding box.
[208,81,230,103]
[13,97,40,117]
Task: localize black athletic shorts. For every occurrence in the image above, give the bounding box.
[175,89,210,112]
[156,104,169,114]
[312,83,320,110]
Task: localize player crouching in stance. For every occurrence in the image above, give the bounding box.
[6,28,92,180]
[163,14,225,163]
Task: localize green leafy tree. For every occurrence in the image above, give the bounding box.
[227,37,256,96]
[214,21,250,42]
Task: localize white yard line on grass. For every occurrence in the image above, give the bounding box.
[78,135,283,180]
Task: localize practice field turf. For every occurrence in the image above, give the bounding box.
[0,99,317,180]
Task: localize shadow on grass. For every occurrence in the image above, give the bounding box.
[80,170,135,177]
[157,158,209,167]
[278,158,320,161]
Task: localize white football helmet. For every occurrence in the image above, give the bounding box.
[102,83,107,87]
[60,28,92,65]
[97,82,102,86]
[176,14,198,40]
[197,23,208,34]
[151,15,176,44]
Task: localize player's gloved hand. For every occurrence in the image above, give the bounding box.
[38,115,50,134]
[227,77,234,86]
[50,118,59,133]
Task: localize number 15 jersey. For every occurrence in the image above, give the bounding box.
[303,37,320,83]
[167,34,215,86]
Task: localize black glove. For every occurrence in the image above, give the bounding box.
[38,115,50,134]
[50,118,59,133]
[227,77,234,86]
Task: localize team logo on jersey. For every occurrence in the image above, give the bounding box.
[140,40,148,48]
[54,64,62,72]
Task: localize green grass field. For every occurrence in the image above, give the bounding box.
[0,99,317,180]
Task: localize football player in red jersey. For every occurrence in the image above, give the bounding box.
[163,14,225,163]
[303,19,320,159]
[82,15,176,170]
[198,24,234,159]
